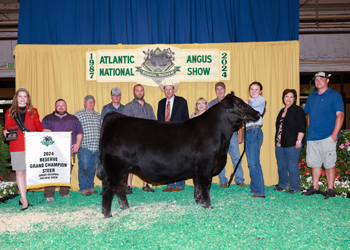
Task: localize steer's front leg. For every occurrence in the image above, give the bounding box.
[116,173,130,210]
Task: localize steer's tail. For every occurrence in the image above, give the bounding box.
[96,158,106,178]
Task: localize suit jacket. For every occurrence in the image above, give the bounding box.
[157,95,189,122]
[4,108,45,152]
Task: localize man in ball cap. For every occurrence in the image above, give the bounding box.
[157,78,189,192]
[74,95,101,196]
[208,82,245,189]
[302,72,344,199]
[101,87,124,125]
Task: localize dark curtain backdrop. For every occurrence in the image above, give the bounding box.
[18,0,299,44]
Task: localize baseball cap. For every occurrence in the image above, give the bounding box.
[312,72,331,80]
[111,87,121,95]
[215,82,226,89]
[84,95,95,102]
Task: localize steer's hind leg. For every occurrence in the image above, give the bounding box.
[198,177,213,209]
[116,172,130,210]
[193,177,201,204]
[101,177,116,218]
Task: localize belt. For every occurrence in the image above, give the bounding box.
[246,125,261,131]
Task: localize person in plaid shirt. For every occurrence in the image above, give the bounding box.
[74,95,101,196]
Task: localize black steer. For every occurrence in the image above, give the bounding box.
[97,92,260,218]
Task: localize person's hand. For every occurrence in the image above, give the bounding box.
[72,143,80,153]
[296,141,302,150]
[43,129,51,132]
[3,129,8,137]
[330,134,337,142]
[245,99,249,104]
[238,131,243,144]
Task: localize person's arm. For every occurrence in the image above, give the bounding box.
[150,107,156,120]
[331,111,345,142]
[238,127,243,144]
[295,132,304,150]
[3,110,10,137]
[183,100,189,120]
[100,106,106,124]
[247,97,265,108]
[72,133,83,153]
[122,105,132,117]
[295,108,306,149]
[34,109,51,132]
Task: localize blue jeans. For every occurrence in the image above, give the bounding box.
[167,180,185,190]
[218,132,244,184]
[77,148,98,191]
[246,127,265,196]
[275,145,302,191]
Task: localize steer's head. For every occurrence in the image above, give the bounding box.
[221,92,260,123]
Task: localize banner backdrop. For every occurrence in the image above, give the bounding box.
[14,41,300,191]
[87,45,230,85]
[26,132,72,189]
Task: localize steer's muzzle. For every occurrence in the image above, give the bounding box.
[244,107,261,123]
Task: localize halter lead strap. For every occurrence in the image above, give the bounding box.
[227,121,246,188]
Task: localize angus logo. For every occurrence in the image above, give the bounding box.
[135,47,181,84]
[41,136,55,147]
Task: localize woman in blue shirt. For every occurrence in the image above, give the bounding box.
[245,82,266,198]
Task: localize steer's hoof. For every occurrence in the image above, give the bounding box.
[203,204,213,209]
[103,213,112,218]
[120,205,130,210]
[194,197,201,204]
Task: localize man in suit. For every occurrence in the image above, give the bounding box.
[157,79,189,192]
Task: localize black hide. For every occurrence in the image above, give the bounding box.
[98,92,260,217]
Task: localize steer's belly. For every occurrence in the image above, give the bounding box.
[131,163,195,183]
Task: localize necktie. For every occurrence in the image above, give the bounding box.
[166,100,171,122]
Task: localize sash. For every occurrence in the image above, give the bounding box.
[13,111,31,133]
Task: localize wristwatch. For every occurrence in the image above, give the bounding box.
[297,140,302,143]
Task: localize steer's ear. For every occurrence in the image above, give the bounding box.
[230,91,235,96]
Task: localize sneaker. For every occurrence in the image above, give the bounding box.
[126,186,133,195]
[285,189,299,194]
[62,195,70,198]
[301,186,321,196]
[220,183,228,188]
[142,184,155,192]
[46,197,55,203]
[274,186,285,191]
[81,189,92,196]
[324,189,336,199]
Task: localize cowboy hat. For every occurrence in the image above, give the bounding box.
[159,79,179,92]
